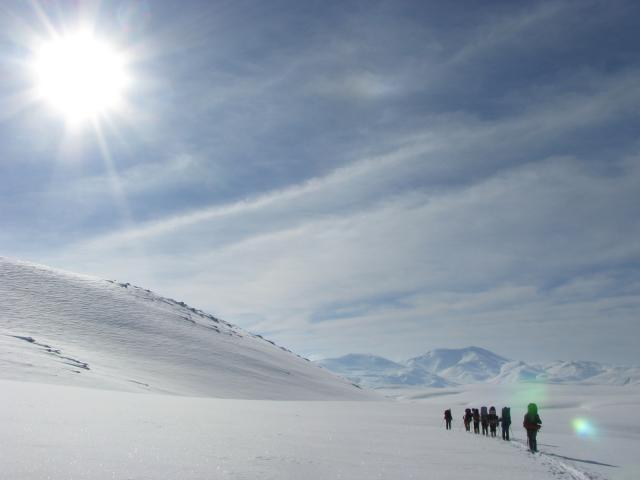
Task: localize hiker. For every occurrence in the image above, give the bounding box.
[488,406,499,437]
[444,409,453,430]
[523,403,542,452]
[501,406,511,440]
[472,408,480,434]
[463,408,472,432]
[480,406,489,436]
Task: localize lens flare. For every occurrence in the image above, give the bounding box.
[508,381,548,411]
[572,418,596,437]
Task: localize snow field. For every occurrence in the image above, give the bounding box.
[2,379,562,480]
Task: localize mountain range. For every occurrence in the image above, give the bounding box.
[316,346,640,388]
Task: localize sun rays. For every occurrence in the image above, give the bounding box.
[31,30,130,124]
[10,4,145,231]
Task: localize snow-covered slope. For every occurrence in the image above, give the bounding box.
[316,354,453,388]
[377,366,454,388]
[0,257,374,400]
[407,346,510,383]
[540,360,640,386]
[489,361,546,384]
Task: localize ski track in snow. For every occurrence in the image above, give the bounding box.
[386,383,637,480]
[510,438,606,480]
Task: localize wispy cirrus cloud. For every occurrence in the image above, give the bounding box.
[48,147,640,363]
[59,63,640,251]
[3,0,640,365]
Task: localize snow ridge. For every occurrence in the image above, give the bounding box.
[0,257,375,400]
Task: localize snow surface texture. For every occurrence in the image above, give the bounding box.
[317,348,640,389]
[0,257,373,400]
[5,379,637,480]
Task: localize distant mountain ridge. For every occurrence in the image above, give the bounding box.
[407,347,509,383]
[316,347,640,389]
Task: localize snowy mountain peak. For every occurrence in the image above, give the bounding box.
[407,346,510,383]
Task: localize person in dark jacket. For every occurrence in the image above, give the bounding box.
[444,409,453,430]
[480,406,489,436]
[523,403,542,452]
[501,406,512,440]
[488,406,499,437]
[472,408,480,434]
[463,408,473,432]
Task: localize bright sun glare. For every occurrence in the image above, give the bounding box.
[32,31,130,123]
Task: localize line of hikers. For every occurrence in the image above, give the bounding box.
[444,403,542,452]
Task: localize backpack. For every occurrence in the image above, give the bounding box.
[524,412,541,431]
[444,409,451,418]
[527,403,538,416]
[489,406,496,414]
[480,406,488,419]
[502,407,511,422]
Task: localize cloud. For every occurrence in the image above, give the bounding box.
[46,149,640,364]
[61,153,210,197]
[447,1,573,66]
[60,62,640,252]
[306,70,401,100]
[4,0,640,366]
[41,60,640,365]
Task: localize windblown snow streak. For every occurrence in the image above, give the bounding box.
[0,257,374,400]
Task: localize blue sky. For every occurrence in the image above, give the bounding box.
[1,0,639,364]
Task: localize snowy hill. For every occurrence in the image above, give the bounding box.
[540,360,640,386]
[407,346,510,383]
[0,257,374,400]
[318,347,639,389]
[489,361,545,384]
[316,354,453,388]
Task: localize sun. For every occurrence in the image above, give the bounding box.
[31,30,130,123]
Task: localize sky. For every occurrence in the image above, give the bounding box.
[0,0,639,365]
